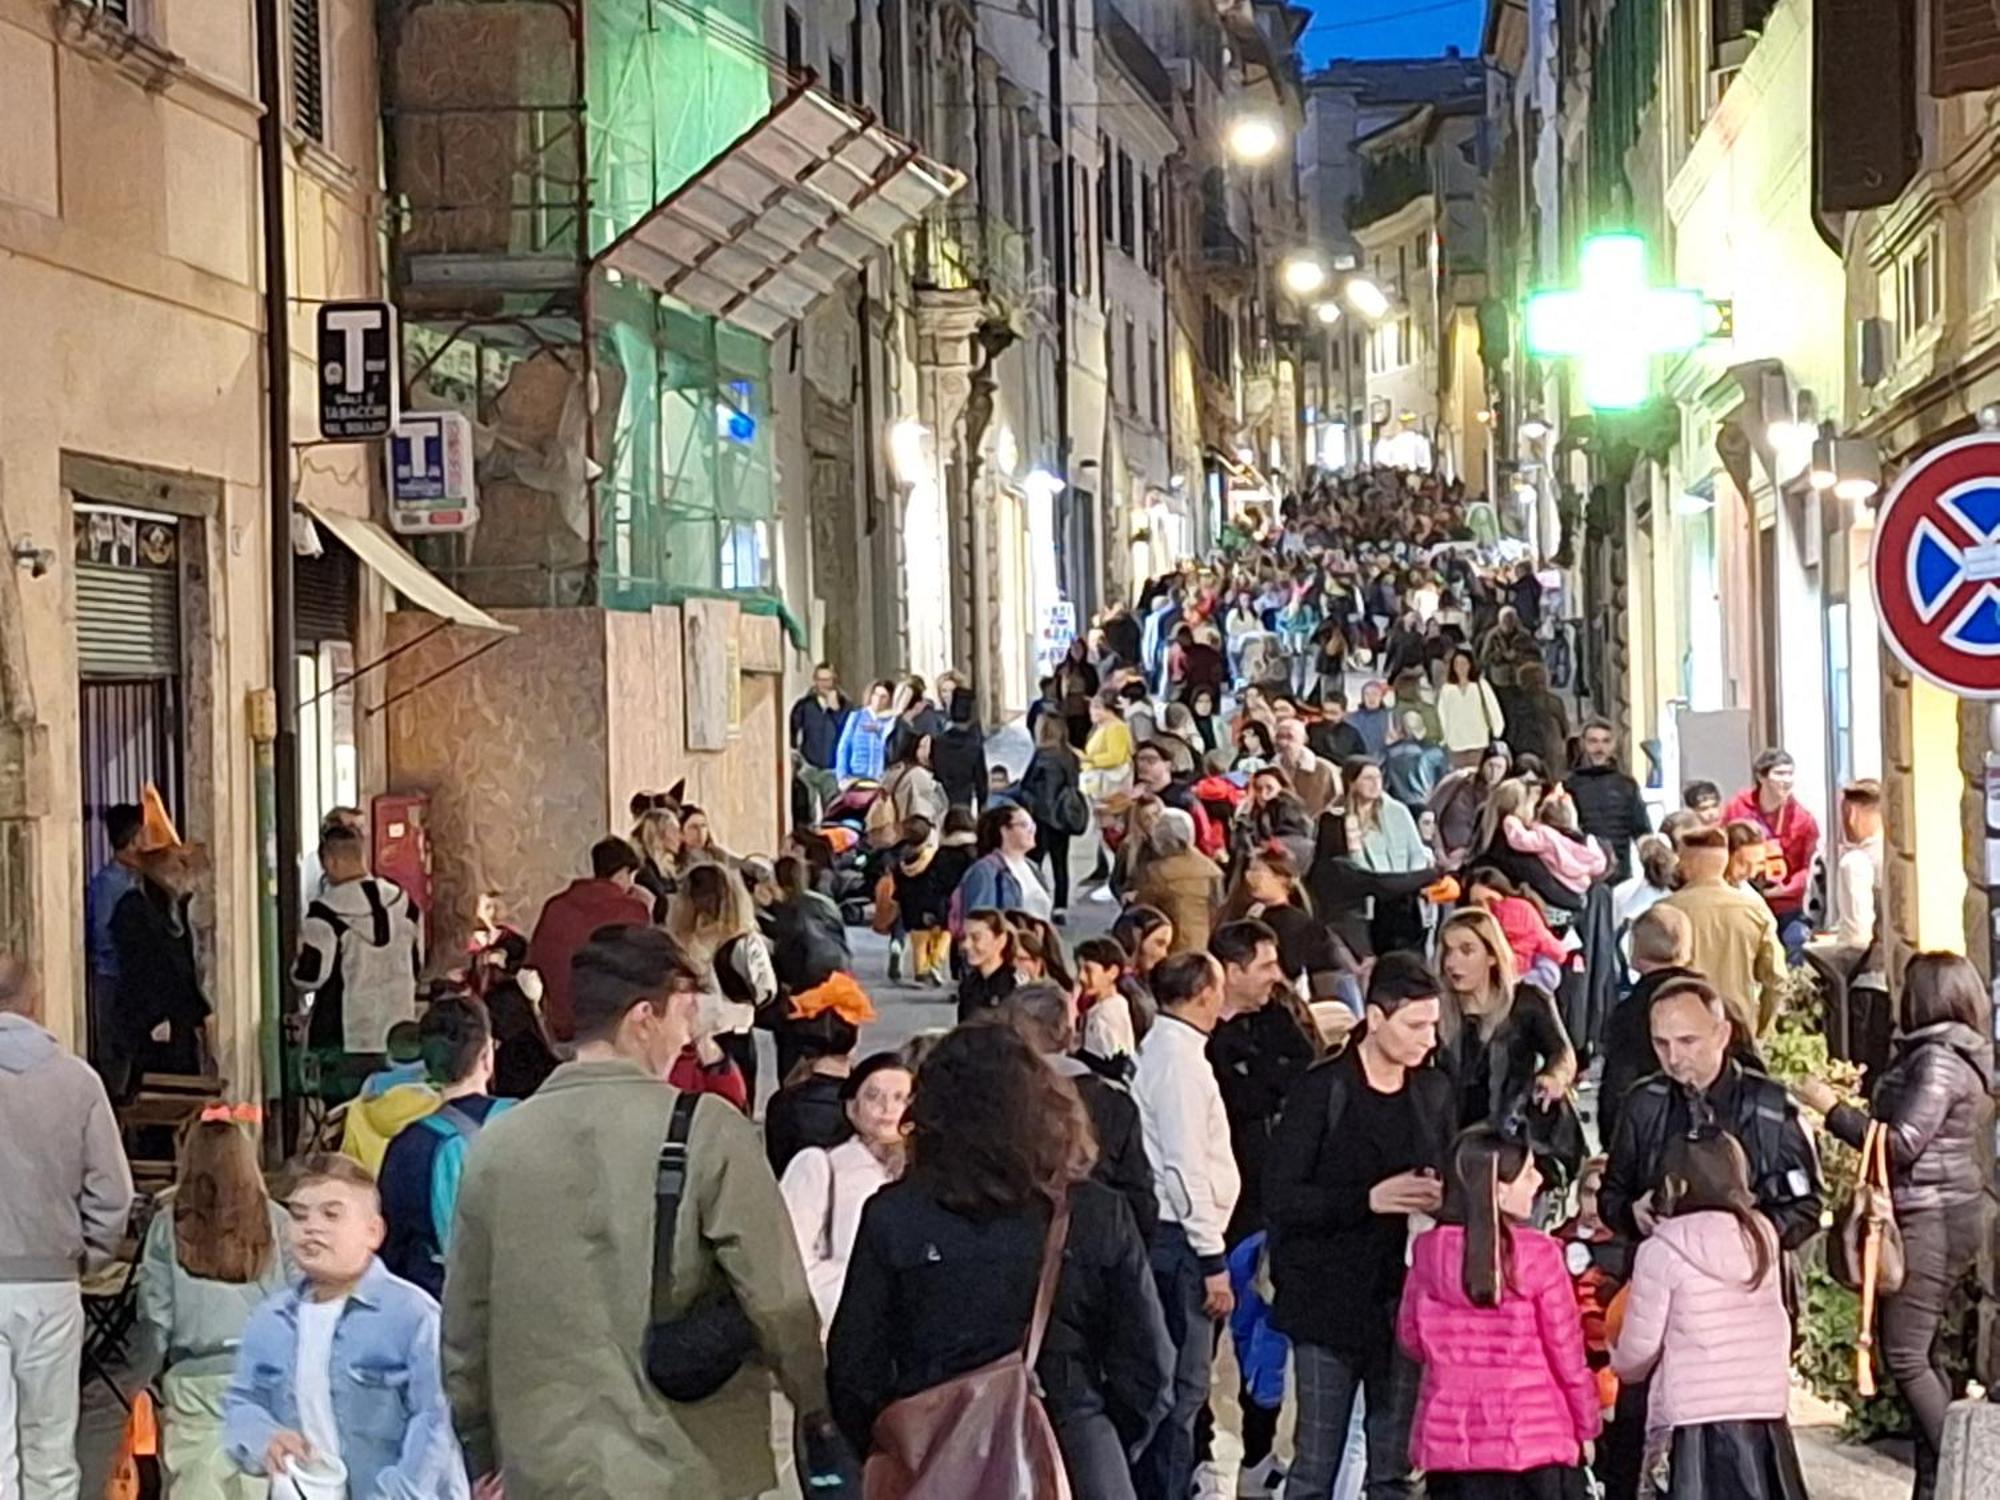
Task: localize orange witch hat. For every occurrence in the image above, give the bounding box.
[132,783,186,855]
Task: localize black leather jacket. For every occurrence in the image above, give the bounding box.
[1827,1022,1994,1215]
[1601,1060,1824,1251]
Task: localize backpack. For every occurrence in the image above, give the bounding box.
[1053,785,1091,837]
[418,1099,515,1265]
[865,771,908,849]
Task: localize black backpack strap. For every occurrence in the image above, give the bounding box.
[652,1092,702,1309]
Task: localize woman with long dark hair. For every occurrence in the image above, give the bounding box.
[781,1052,914,1331]
[826,1023,1172,1500]
[1610,1130,1804,1498]
[1399,1125,1598,1498]
[1438,650,1506,767]
[1794,952,1995,1498]
[136,1117,292,1499]
[1020,712,1085,921]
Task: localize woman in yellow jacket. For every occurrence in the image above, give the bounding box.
[1082,692,1135,789]
[1080,692,1135,892]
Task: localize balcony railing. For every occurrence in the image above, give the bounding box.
[918,203,1030,306]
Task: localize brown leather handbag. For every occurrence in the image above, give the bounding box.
[863,1201,1075,1500]
[1828,1121,1906,1396]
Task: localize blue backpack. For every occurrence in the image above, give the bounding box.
[417,1100,515,1264]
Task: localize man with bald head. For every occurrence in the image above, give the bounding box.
[0,955,133,1498]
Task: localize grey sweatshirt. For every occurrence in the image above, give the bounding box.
[0,1013,133,1281]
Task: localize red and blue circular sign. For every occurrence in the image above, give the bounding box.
[1872,433,2000,699]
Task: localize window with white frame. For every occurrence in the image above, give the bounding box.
[1894,230,1941,350]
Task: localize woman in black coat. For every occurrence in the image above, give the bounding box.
[1018,715,1084,919]
[1797,953,1996,1498]
[108,852,211,1099]
[827,1024,1172,1500]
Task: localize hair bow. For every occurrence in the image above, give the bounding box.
[198,1101,262,1126]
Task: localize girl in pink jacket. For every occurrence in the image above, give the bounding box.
[1399,1124,1600,1497]
[1609,1130,1806,1497]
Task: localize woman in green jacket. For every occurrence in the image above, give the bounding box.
[135,1115,292,1499]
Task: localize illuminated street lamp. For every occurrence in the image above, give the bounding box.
[1811,435,1881,503]
[1226,115,1282,163]
[1281,255,1328,297]
[1343,277,1390,322]
[1313,301,1343,326]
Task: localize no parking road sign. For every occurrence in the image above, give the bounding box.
[1873,432,2000,698]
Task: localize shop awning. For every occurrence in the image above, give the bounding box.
[301,504,515,636]
[596,84,964,339]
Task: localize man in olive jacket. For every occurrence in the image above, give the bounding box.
[443,925,832,1499]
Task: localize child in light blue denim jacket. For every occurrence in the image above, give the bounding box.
[223,1154,468,1499]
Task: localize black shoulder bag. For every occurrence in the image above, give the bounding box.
[643,1092,760,1402]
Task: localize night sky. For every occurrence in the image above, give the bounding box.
[1299,0,1484,67]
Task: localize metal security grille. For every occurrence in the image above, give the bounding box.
[78,679,184,878]
[292,0,325,142]
[75,564,179,678]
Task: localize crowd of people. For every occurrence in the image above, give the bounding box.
[2,464,1992,1500]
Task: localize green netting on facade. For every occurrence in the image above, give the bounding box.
[387,0,784,608]
[595,273,775,606]
[587,0,779,605]
[586,0,773,254]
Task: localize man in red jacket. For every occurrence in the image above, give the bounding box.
[526,837,651,1042]
[1723,747,1819,963]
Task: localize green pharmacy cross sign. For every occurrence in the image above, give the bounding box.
[1525,233,1720,411]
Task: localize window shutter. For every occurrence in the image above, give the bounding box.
[291,0,326,142]
[76,565,180,678]
[1933,0,2000,96]
[295,537,358,646]
[1816,0,1918,210]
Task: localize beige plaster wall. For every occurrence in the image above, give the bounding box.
[383,608,610,958]
[0,0,382,1096]
[386,606,790,957]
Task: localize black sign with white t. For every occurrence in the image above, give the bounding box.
[316,301,400,440]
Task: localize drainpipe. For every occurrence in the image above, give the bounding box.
[1047,17,1074,610]
[254,0,302,1149]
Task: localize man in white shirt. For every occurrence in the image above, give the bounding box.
[1132,952,1241,1500]
[1834,779,1884,952]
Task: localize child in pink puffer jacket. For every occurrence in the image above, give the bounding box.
[1609,1130,1803,1496]
[1398,1124,1601,1496]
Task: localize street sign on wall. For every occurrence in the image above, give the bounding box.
[1872,432,2000,698]
[387,411,478,534]
[316,302,399,440]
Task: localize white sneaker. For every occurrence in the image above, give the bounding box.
[1236,1455,1287,1499]
[1087,885,1118,905]
[1191,1461,1228,1500]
